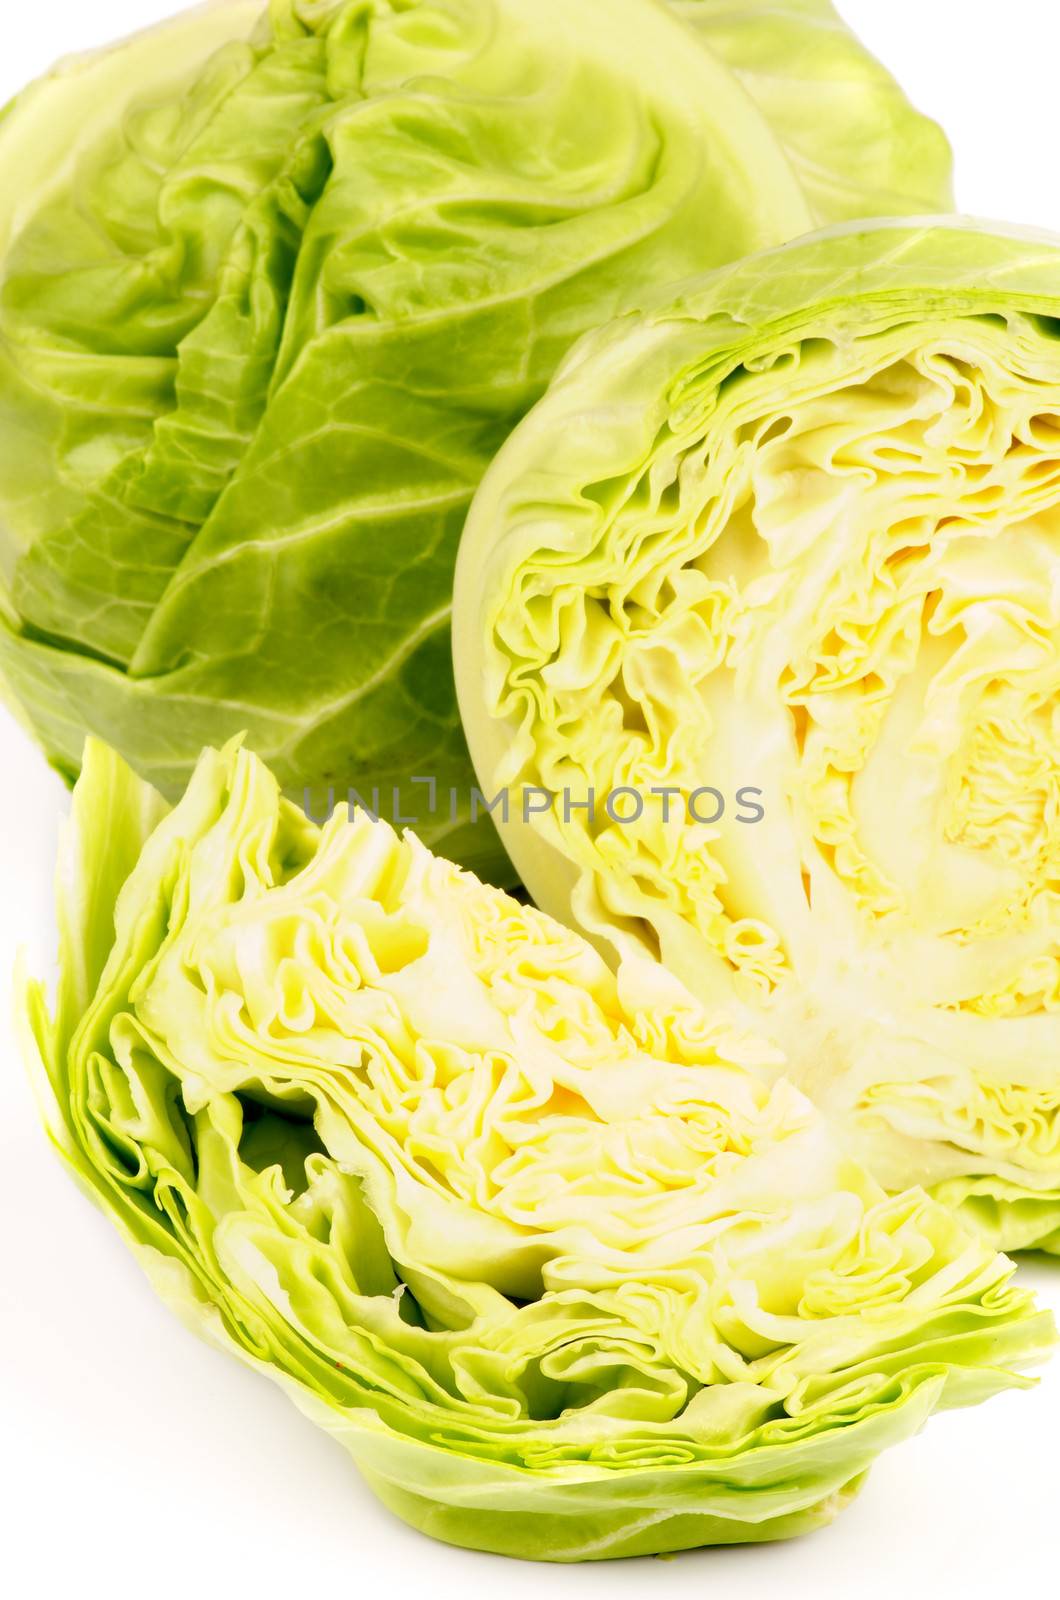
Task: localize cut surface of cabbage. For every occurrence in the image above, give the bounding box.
[456,220,1060,1253]
[25,735,1052,1560]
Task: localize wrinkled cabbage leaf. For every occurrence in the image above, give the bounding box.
[673,0,953,223]
[0,0,950,883]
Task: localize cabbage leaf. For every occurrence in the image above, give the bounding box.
[0,0,950,882]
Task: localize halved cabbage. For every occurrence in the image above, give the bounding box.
[25,736,1052,1560]
[0,0,950,882]
[455,219,1060,1255]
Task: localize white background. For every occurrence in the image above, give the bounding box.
[1,3,1058,1596]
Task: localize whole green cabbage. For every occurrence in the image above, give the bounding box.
[25,736,1051,1560]
[454,220,1060,1254]
[0,0,950,882]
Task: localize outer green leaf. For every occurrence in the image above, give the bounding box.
[0,0,950,883]
[674,0,953,222]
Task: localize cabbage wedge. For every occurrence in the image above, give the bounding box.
[455,220,1060,1255]
[25,736,1052,1560]
[0,0,950,882]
